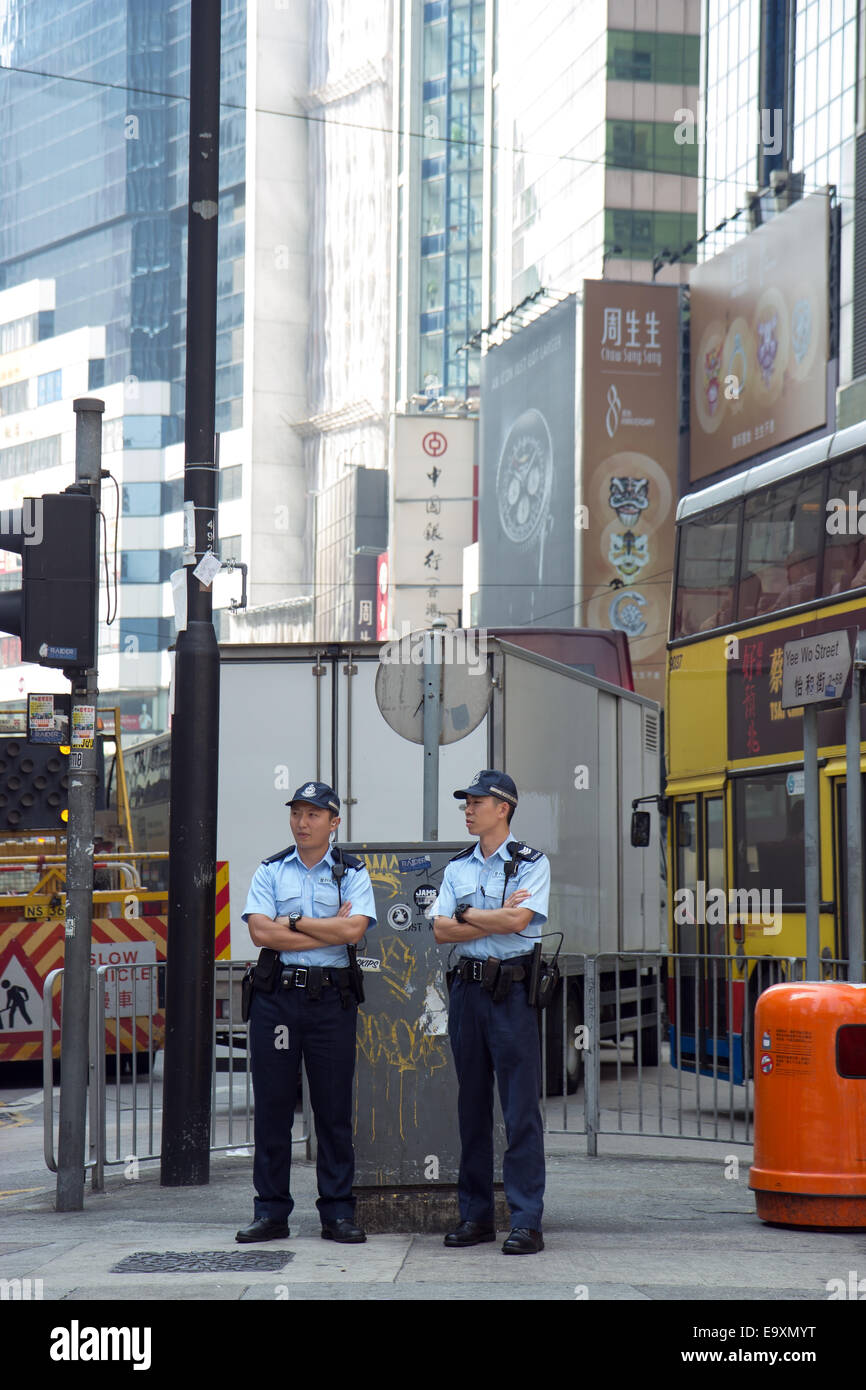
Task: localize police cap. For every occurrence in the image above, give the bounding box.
[286,780,341,813]
[453,769,518,807]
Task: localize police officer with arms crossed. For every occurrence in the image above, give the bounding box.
[236,781,376,1245]
[431,769,550,1255]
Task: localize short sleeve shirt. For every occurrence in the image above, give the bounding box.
[242,846,377,967]
[430,839,550,961]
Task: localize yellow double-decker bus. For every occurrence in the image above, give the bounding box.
[666,419,866,1083]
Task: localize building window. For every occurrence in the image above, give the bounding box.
[160,547,184,581]
[37,369,62,406]
[122,416,165,449]
[119,617,173,653]
[121,483,162,516]
[0,381,28,415]
[219,534,241,561]
[605,209,698,263]
[607,30,700,85]
[120,551,161,584]
[160,479,183,512]
[88,359,105,390]
[219,465,242,501]
[0,435,61,480]
[607,121,699,177]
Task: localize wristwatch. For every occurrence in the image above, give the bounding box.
[454,903,471,923]
[288,911,303,932]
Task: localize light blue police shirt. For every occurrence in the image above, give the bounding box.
[430,839,550,961]
[242,845,377,968]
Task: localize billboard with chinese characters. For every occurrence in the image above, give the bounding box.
[390,415,476,632]
[727,615,865,760]
[689,193,830,483]
[478,296,576,626]
[582,280,679,693]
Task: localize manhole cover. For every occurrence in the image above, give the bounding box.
[110,1250,294,1273]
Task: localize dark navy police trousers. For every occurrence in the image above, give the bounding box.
[448,976,545,1230]
[249,982,357,1223]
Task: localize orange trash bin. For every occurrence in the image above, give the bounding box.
[749,981,866,1227]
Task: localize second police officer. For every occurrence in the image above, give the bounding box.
[235,781,376,1245]
[431,769,550,1254]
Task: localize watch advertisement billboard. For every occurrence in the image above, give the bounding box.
[689,192,830,483]
[478,296,576,627]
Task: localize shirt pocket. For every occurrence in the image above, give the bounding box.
[312,880,341,916]
[450,874,478,904]
[482,868,507,902]
[275,896,303,917]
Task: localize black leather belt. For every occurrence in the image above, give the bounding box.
[280,966,341,989]
[456,953,533,983]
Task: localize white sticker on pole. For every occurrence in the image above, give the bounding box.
[182,500,196,561]
[193,550,222,587]
[786,770,805,796]
[71,705,96,751]
[170,569,188,633]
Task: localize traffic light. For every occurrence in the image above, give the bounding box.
[0,491,98,670]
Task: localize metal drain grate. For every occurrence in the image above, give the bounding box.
[110,1250,294,1274]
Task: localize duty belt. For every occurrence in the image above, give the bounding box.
[280,966,343,989]
[456,953,533,984]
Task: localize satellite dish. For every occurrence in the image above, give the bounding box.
[375,630,492,745]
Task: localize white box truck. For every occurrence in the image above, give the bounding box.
[211,635,665,1090]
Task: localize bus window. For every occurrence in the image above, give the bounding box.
[733,774,805,905]
[737,473,824,621]
[823,453,866,595]
[673,501,739,637]
[705,797,725,956]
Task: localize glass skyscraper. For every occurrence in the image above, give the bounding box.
[0,0,246,435]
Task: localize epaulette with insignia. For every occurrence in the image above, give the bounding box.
[449,845,474,862]
[505,840,543,862]
[262,844,297,865]
[334,849,364,870]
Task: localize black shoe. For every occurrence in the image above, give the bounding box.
[443,1220,496,1248]
[235,1217,290,1244]
[502,1227,544,1254]
[321,1218,366,1244]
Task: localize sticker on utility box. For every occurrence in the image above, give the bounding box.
[399,855,432,873]
[71,705,96,750]
[358,958,381,972]
[386,903,412,931]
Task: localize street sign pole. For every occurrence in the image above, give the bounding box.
[803,703,820,982]
[422,624,444,840]
[56,398,104,1212]
[845,634,865,982]
[782,628,856,983]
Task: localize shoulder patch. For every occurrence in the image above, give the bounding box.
[506,840,543,863]
[449,845,474,863]
[262,844,297,865]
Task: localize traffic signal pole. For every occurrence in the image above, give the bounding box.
[160,0,221,1186]
[56,399,104,1212]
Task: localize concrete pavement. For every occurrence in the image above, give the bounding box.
[2,1134,864,1303]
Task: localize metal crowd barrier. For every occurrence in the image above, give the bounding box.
[43,961,310,1187]
[541,950,853,1153]
[45,949,854,1178]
